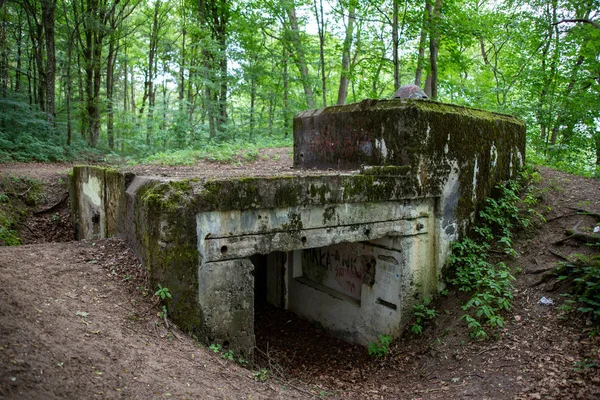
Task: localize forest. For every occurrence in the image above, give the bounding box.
[0,0,598,174]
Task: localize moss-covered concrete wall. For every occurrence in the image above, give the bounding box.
[294,99,525,229]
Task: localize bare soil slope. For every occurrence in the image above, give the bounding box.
[0,239,307,400]
[1,154,599,399]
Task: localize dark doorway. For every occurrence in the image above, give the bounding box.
[250,252,287,309]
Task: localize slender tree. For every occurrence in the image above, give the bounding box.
[336,0,358,105]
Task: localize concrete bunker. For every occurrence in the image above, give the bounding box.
[197,199,437,350]
[69,99,526,358]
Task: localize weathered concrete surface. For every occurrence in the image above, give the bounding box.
[294,99,526,287]
[69,100,525,357]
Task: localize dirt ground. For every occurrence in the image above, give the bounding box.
[1,150,599,399]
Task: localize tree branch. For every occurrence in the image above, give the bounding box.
[554,19,599,29]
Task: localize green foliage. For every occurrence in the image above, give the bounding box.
[0,174,43,246]
[0,211,21,246]
[253,368,269,382]
[0,0,597,175]
[133,135,291,166]
[209,343,248,366]
[410,298,437,335]
[154,284,172,319]
[448,170,539,339]
[367,334,392,357]
[554,253,600,320]
[154,284,172,300]
[0,94,92,162]
[573,358,598,372]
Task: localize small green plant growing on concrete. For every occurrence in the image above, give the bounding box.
[411,298,437,335]
[368,334,392,357]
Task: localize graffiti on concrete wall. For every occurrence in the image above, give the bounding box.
[302,242,376,301]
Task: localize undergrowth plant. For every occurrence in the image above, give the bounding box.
[555,251,600,321]
[209,343,249,366]
[154,284,172,319]
[448,168,541,339]
[411,298,437,335]
[133,135,292,166]
[368,334,392,357]
[0,175,43,246]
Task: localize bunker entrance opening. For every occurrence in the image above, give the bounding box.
[251,241,378,352]
[247,234,413,348]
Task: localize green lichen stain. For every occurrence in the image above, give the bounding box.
[342,175,399,202]
[274,182,303,208]
[362,165,412,176]
[202,179,262,210]
[133,178,202,336]
[281,211,303,231]
[322,206,336,224]
[309,183,331,203]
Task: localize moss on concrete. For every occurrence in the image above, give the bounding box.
[295,98,526,234]
[361,165,412,176]
[201,179,262,210]
[134,179,202,335]
[274,182,304,208]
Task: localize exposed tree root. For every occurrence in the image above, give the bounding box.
[554,217,600,245]
[34,193,68,215]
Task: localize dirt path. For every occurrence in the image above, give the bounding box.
[0,240,307,399]
[1,158,599,399]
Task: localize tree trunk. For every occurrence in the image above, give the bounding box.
[249,58,256,139]
[392,0,399,89]
[179,27,186,101]
[282,45,290,136]
[140,0,162,145]
[370,39,386,97]
[90,28,102,147]
[41,0,56,121]
[123,44,128,111]
[595,133,600,169]
[538,1,557,145]
[198,0,229,138]
[28,48,34,105]
[427,0,442,100]
[65,30,74,146]
[76,52,86,141]
[314,0,327,107]
[216,3,228,134]
[22,1,45,109]
[336,0,357,106]
[0,2,7,96]
[106,31,117,150]
[130,69,136,113]
[27,17,45,111]
[286,4,315,109]
[162,61,168,133]
[414,3,427,87]
[15,10,24,92]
